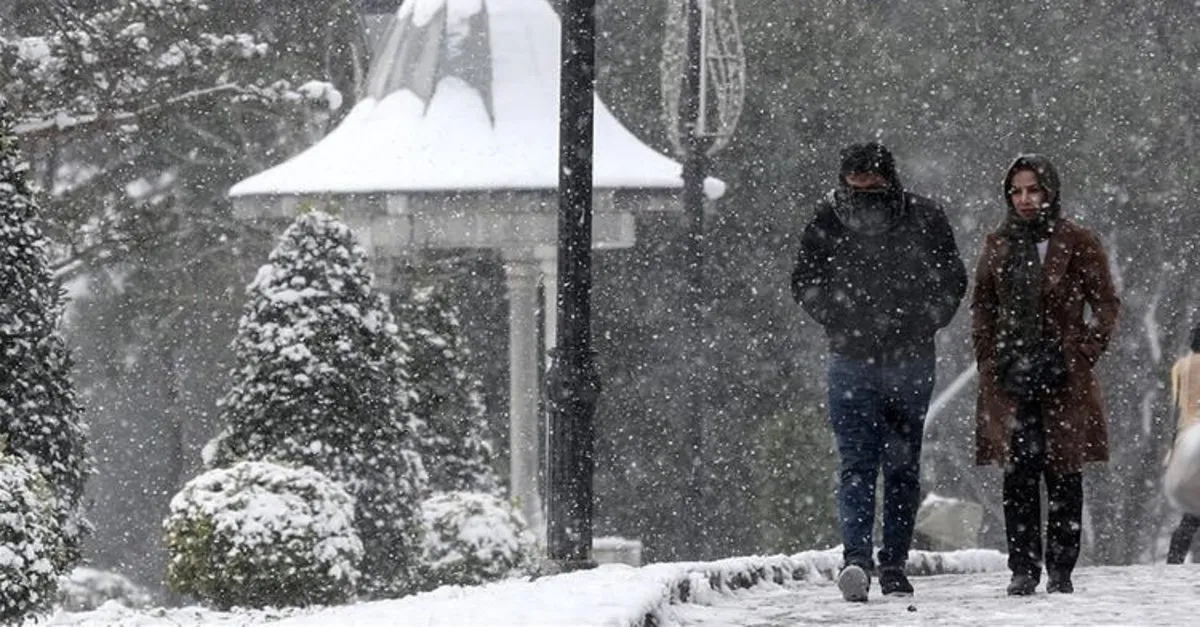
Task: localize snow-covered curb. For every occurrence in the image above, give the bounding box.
[34,549,1007,626]
[640,548,1006,622]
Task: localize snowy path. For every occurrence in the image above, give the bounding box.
[671,564,1200,626]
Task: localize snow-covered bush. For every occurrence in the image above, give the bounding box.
[205,210,426,597]
[164,460,363,610]
[396,283,499,494]
[0,99,89,578]
[0,451,63,623]
[56,567,153,612]
[419,491,536,589]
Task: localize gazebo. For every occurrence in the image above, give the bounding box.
[229,0,724,539]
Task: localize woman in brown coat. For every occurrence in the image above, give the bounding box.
[971,154,1120,596]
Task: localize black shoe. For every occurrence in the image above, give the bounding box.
[1046,572,1073,594]
[1006,573,1039,596]
[1167,544,1188,564]
[879,567,914,596]
[836,564,871,603]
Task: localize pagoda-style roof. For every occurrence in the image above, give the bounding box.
[229,0,725,199]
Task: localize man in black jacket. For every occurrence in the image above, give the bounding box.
[791,142,967,602]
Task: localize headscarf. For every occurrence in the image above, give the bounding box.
[994,154,1066,399]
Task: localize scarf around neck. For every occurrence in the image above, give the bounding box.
[833,188,905,236]
[997,212,1055,357]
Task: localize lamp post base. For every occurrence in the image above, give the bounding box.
[532,558,599,579]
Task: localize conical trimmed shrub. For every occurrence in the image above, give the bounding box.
[0,98,89,579]
[206,209,426,597]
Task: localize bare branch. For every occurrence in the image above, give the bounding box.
[177,116,242,158]
[15,83,243,140]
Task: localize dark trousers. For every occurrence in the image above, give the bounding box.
[1003,402,1083,578]
[827,353,935,569]
[1167,513,1200,564]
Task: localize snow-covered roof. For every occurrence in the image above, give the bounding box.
[229,0,725,200]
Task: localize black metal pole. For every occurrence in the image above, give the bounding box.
[546,0,599,570]
[679,0,712,560]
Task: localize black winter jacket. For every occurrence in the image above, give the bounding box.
[791,191,967,361]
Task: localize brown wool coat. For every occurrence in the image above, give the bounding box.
[971,218,1121,472]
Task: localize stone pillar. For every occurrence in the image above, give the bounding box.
[536,247,558,548]
[537,246,559,353]
[502,252,544,539]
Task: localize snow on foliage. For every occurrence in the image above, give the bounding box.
[396,284,499,494]
[0,0,339,136]
[418,491,535,589]
[56,567,153,612]
[204,210,426,598]
[164,460,363,609]
[0,452,62,624]
[0,100,89,578]
[0,0,345,277]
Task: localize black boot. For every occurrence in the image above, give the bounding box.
[1046,571,1073,594]
[1168,525,1192,564]
[1006,573,1039,596]
[879,567,914,596]
[1168,514,1200,564]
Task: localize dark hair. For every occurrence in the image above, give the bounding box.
[1191,324,1200,352]
[839,142,899,188]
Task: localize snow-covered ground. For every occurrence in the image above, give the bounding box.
[25,549,999,626]
[673,563,1200,626]
[27,550,1200,626]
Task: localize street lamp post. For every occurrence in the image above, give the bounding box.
[679,0,712,560]
[546,0,599,570]
[661,0,745,560]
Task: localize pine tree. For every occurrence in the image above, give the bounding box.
[396,282,499,494]
[206,210,426,597]
[0,97,89,570]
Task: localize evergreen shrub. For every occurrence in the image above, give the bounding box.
[0,451,62,622]
[418,491,535,589]
[165,460,362,609]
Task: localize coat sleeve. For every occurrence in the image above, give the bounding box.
[790,213,843,328]
[970,236,1000,368]
[924,203,969,330]
[1071,229,1120,367]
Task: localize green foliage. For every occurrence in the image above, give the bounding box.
[0,100,89,574]
[750,405,840,555]
[207,211,426,598]
[418,491,535,590]
[0,451,64,624]
[4,0,391,589]
[395,281,499,494]
[164,460,362,610]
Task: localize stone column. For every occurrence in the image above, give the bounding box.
[536,247,558,548]
[537,246,559,353]
[502,252,544,539]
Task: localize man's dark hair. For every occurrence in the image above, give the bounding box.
[839,142,898,187]
[1190,323,1200,352]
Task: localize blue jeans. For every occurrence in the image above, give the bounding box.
[827,353,934,569]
